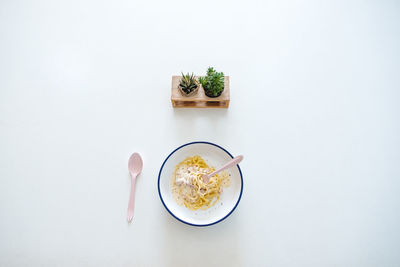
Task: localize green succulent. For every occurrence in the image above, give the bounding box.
[198,67,225,97]
[179,72,199,95]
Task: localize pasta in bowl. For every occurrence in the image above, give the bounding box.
[158,142,243,226]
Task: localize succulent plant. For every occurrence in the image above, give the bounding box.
[198,67,224,97]
[179,72,199,96]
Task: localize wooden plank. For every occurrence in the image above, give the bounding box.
[171,76,230,108]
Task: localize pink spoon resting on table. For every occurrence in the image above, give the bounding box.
[127,153,143,222]
[202,155,243,183]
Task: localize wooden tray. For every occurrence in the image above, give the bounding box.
[171,76,230,108]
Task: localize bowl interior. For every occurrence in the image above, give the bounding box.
[158,142,242,226]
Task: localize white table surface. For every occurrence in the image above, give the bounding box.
[1,0,399,266]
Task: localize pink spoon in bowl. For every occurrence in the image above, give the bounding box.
[202,155,243,183]
[127,153,143,222]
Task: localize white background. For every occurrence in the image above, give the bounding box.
[0,0,399,266]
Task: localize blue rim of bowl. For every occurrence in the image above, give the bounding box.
[157,141,243,227]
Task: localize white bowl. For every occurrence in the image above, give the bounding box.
[158,141,243,226]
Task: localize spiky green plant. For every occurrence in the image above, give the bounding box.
[179,72,199,95]
[198,67,224,97]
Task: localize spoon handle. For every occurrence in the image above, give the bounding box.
[208,155,244,178]
[127,175,137,222]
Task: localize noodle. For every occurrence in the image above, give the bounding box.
[172,155,231,210]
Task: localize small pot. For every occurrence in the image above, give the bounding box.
[204,86,224,98]
[178,82,199,97]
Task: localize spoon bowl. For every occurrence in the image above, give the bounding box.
[128,153,143,175]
